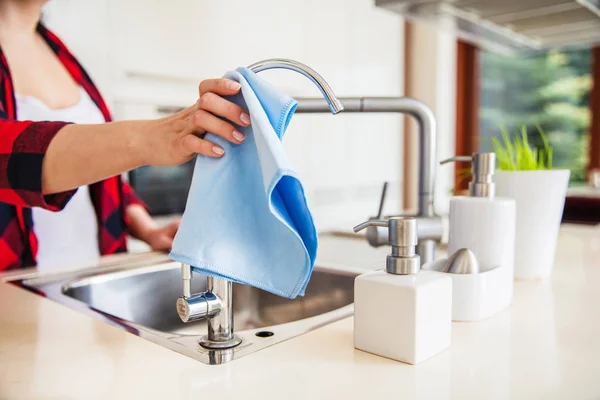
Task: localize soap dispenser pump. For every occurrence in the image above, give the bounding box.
[441,152,497,198]
[353,217,452,365]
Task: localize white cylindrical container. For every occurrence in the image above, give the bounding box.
[495,170,570,280]
[448,196,516,274]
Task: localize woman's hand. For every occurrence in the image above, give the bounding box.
[144,219,181,251]
[126,204,181,252]
[138,78,251,166]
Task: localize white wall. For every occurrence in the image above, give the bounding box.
[42,0,114,102]
[43,0,406,231]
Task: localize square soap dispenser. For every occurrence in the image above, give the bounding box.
[353,217,452,365]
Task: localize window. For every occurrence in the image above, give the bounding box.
[479,47,592,185]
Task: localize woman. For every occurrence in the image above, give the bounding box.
[0,0,249,270]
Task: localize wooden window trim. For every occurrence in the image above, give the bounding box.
[589,46,600,173]
[455,40,480,191]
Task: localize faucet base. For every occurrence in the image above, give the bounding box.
[199,335,242,350]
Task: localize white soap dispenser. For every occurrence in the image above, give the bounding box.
[441,153,516,276]
[353,217,452,365]
[435,153,516,321]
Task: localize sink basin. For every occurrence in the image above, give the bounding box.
[11,254,360,365]
[63,261,356,336]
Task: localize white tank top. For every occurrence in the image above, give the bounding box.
[16,87,105,270]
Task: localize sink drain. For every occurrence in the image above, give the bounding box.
[255,331,274,338]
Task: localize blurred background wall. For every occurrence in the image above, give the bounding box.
[41,0,459,231]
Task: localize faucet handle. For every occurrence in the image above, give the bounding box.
[177,292,221,323]
[376,181,389,219]
[178,264,222,323]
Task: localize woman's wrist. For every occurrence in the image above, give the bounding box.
[126,204,159,243]
[122,119,154,168]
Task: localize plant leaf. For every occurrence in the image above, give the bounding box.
[492,123,554,171]
[536,123,551,170]
[538,149,545,170]
[492,136,514,170]
[500,125,515,163]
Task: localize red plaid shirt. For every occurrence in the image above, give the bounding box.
[0,24,145,270]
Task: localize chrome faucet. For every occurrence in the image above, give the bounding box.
[248,58,344,114]
[176,58,342,350]
[295,97,443,265]
[177,264,241,349]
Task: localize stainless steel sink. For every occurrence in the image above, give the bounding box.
[10,254,361,365]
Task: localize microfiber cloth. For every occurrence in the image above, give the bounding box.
[169,67,317,299]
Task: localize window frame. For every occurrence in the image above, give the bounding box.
[455,41,600,185]
[454,40,480,191]
[590,46,600,174]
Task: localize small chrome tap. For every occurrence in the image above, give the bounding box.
[177,264,240,349]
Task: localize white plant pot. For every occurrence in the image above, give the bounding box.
[494,170,570,280]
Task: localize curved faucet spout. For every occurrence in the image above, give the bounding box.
[247,58,344,115]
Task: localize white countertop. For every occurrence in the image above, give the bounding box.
[1,225,600,399]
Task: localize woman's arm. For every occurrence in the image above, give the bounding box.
[41,120,146,193]
[0,78,249,206]
[42,78,249,194]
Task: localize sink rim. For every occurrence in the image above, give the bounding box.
[60,261,178,293]
[8,255,361,365]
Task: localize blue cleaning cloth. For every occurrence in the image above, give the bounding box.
[169,67,317,299]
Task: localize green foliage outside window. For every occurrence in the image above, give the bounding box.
[479,48,591,184]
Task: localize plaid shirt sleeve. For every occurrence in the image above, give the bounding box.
[0,116,77,210]
[122,181,147,209]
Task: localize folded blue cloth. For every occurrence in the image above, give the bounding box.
[169,67,317,299]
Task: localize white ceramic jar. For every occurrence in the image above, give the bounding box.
[494,170,570,280]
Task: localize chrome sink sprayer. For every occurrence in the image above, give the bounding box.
[176,58,342,350]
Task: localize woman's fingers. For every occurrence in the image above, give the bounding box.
[169,78,251,161]
[199,78,241,96]
[191,109,246,144]
[182,134,225,158]
[198,92,251,127]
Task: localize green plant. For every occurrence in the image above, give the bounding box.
[492,124,553,171]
